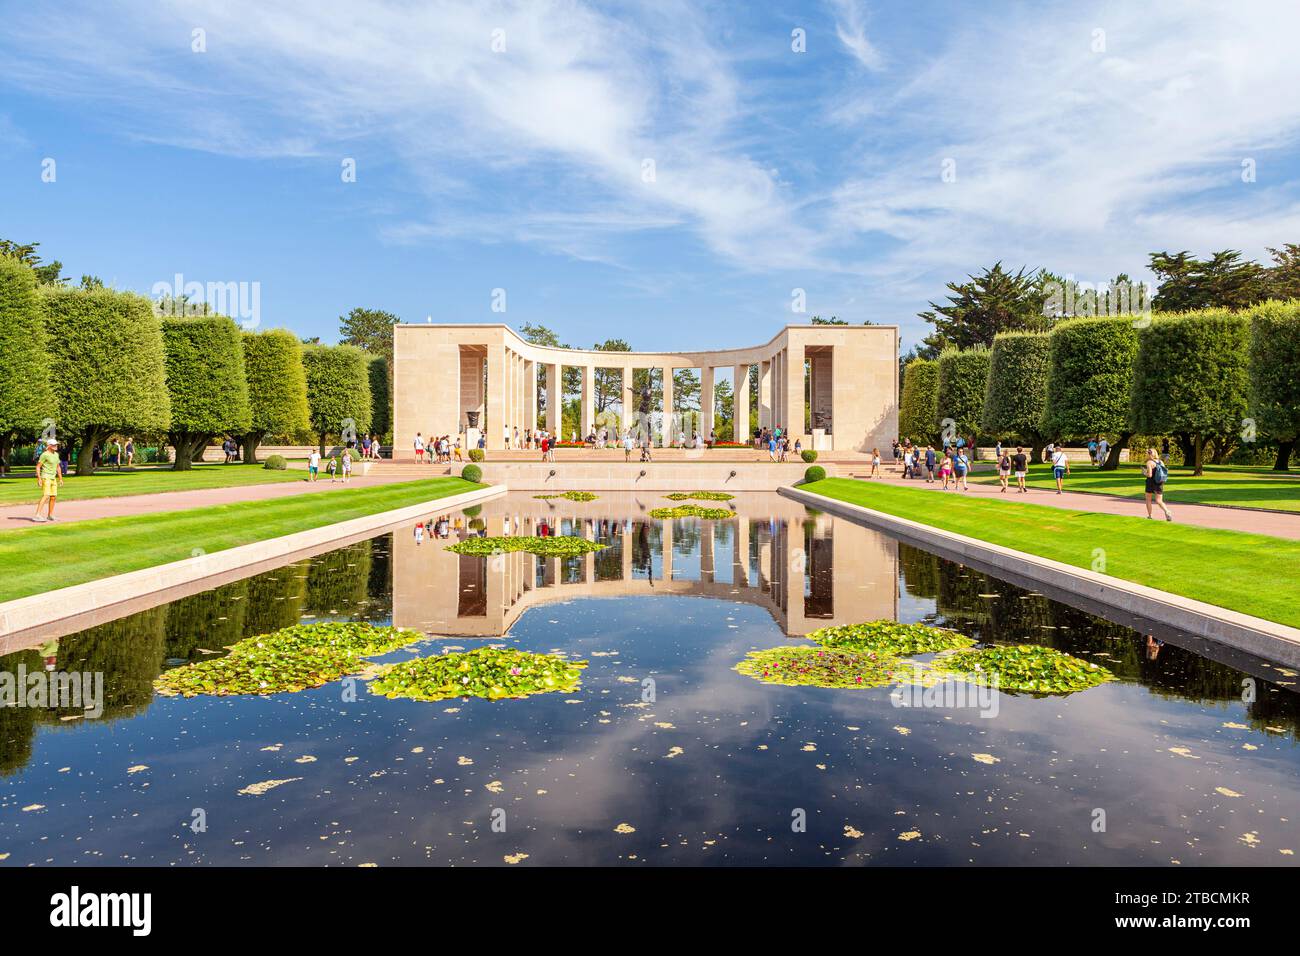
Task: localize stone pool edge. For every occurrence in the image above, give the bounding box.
[780,483,1300,669]
[0,483,507,639]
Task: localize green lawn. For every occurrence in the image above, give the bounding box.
[800,477,1300,628]
[0,477,481,603]
[0,462,305,507]
[970,463,1300,512]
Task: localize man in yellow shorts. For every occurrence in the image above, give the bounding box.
[34,438,63,522]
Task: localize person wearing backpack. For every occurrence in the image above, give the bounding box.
[1143,447,1173,521]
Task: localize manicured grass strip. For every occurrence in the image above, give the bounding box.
[800,477,1300,628]
[0,462,304,507]
[971,463,1300,512]
[0,477,479,603]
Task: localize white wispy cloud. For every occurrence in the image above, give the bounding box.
[830,0,884,70]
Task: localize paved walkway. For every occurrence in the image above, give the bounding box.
[0,472,427,529]
[841,466,1300,540]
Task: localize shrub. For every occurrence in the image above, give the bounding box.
[1130,310,1249,475]
[982,331,1051,457]
[161,314,251,470]
[263,454,288,470]
[804,465,826,483]
[241,329,310,463]
[0,257,55,473]
[898,358,939,445]
[800,449,818,463]
[461,463,482,483]
[41,285,171,475]
[935,346,990,441]
[302,344,372,457]
[467,447,484,462]
[1248,300,1300,470]
[1040,316,1140,465]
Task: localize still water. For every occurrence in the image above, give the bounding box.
[1,493,1297,866]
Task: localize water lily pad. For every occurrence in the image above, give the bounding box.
[931,643,1115,695]
[369,647,588,702]
[648,505,736,520]
[807,620,974,656]
[734,646,900,689]
[445,535,606,557]
[533,491,599,501]
[663,491,734,501]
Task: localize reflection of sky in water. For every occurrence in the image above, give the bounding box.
[1,494,1297,866]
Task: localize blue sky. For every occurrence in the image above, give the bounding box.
[2,0,1299,354]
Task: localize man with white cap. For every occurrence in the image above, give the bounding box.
[35,438,63,522]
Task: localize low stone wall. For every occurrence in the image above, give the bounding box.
[781,484,1300,668]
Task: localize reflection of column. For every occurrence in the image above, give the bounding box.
[622,525,632,581]
[733,364,750,442]
[661,367,674,445]
[733,518,750,587]
[545,557,559,587]
[758,525,772,592]
[661,521,674,579]
[584,518,595,583]
[700,366,714,439]
[581,364,595,439]
[487,346,505,450]
[759,359,771,429]
[701,523,715,583]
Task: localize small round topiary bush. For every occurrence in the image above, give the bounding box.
[468,448,485,463]
[263,454,288,470]
[801,449,818,463]
[804,465,826,483]
[461,463,483,483]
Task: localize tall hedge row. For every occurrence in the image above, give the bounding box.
[41,285,171,474]
[898,358,939,445]
[1038,316,1139,469]
[1248,301,1300,470]
[303,344,373,456]
[0,258,55,473]
[241,328,311,463]
[161,315,252,470]
[982,331,1050,458]
[1130,310,1250,475]
[935,345,989,443]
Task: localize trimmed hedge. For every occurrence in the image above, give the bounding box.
[801,449,818,463]
[461,463,482,483]
[1040,315,1139,441]
[1130,310,1249,474]
[982,331,1050,449]
[303,344,372,456]
[41,285,171,475]
[898,358,938,445]
[804,465,826,483]
[162,314,251,470]
[263,454,288,470]
[935,346,990,441]
[0,257,55,472]
[242,328,310,462]
[1248,300,1300,468]
[467,447,484,462]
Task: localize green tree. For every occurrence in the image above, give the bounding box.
[302,344,373,456]
[161,315,252,470]
[239,328,310,463]
[1149,250,1269,312]
[0,239,65,286]
[338,307,400,360]
[898,358,939,445]
[1040,316,1139,469]
[41,286,171,474]
[715,377,735,441]
[1247,300,1300,471]
[919,262,1049,354]
[982,331,1051,461]
[935,346,990,444]
[1265,245,1300,301]
[0,257,55,474]
[1130,310,1250,475]
[591,338,631,415]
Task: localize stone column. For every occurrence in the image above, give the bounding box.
[661,366,674,445]
[544,362,560,432]
[733,363,750,443]
[580,364,595,440]
[486,346,505,450]
[525,359,537,435]
[700,365,714,440]
[785,341,805,444]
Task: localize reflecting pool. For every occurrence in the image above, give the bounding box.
[1,493,1297,866]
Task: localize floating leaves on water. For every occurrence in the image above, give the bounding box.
[971,753,1000,765]
[807,620,974,656]
[445,535,607,557]
[663,491,735,501]
[533,491,599,501]
[238,777,302,796]
[648,505,737,520]
[154,623,424,697]
[368,647,589,702]
[734,646,900,689]
[931,644,1115,695]
[614,823,636,834]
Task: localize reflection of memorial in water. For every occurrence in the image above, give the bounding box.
[391,494,898,637]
